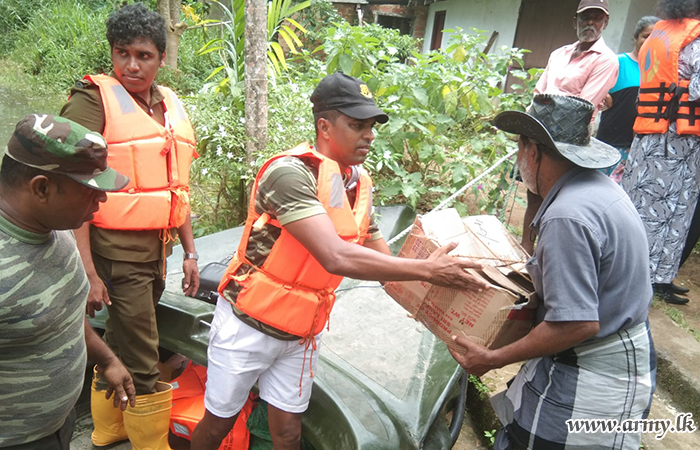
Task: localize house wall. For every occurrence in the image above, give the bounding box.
[335,3,360,25]
[613,0,659,53]
[423,0,659,57]
[422,0,522,54]
[332,2,429,41]
[368,4,430,41]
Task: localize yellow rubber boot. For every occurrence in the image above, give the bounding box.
[123,381,173,450]
[90,367,129,446]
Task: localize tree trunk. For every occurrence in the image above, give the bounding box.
[157,0,187,70]
[244,0,268,177]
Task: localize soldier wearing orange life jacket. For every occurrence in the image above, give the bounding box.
[188,72,491,450]
[59,4,200,449]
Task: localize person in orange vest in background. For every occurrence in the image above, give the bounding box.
[60,4,200,449]
[189,72,491,450]
[621,0,700,305]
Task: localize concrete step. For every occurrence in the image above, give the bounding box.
[461,308,700,448]
[648,307,700,420]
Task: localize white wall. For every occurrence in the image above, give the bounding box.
[423,0,660,55]
[611,0,659,53]
[422,0,522,54]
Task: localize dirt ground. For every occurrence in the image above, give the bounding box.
[670,259,700,333]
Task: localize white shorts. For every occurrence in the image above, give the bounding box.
[204,296,321,418]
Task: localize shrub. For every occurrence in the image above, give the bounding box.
[318,23,538,215]
[7,0,114,93]
[4,0,214,96]
[0,0,51,53]
[185,70,317,233]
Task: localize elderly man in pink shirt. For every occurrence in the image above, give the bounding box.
[521,0,619,254]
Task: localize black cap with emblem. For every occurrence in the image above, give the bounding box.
[311,72,389,123]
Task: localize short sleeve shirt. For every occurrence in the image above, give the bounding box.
[0,215,87,446]
[526,168,652,340]
[223,155,381,340]
[534,38,619,120]
[597,53,641,147]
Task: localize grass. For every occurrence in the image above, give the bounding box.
[651,296,700,343]
[469,374,491,400]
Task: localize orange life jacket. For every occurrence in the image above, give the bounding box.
[635,19,700,135]
[169,362,253,450]
[217,143,373,341]
[87,74,198,230]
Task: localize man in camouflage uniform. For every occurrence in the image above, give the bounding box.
[0,114,134,449]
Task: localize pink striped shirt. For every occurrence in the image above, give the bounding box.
[534,37,619,120]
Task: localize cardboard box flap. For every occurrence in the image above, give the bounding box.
[385,209,536,351]
[480,266,532,299]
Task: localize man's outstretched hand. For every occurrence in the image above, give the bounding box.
[426,242,491,292]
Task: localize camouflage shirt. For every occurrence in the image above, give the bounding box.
[223,155,382,340]
[0,214,88,446]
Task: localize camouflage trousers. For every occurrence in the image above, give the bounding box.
[92,253,165,395]
[4,409,75,450]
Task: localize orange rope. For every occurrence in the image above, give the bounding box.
[236,254,336,396]
[159,228,176,280]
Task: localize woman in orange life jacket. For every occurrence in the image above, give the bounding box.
[621,0,700,305]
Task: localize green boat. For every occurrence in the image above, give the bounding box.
[88,206,467,449]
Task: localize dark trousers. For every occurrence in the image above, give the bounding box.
[3,409,76,450]
[92,253,165,395]
[680,199,700,268]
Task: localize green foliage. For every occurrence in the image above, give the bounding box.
[185,92,249,235]
[0,0,50,52]
[185,72,316,231]
[484,429,497,447]
[469,374,491,399]
[6,0,114,93]
[298,0,343,46]
[157,13,220,94]
[1,0,216,95]
[198,0,310,96]
[320,23,538,214]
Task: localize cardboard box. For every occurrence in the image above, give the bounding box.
[384,209,537,352]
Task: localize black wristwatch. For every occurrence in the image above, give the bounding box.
[184,252,199,261]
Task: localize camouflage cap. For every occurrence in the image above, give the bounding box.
[4,114,129,191]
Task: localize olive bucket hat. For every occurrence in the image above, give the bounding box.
[492,94,620,170]
[4,114,129,191]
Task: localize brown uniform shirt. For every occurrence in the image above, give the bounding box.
[60,75,176,263]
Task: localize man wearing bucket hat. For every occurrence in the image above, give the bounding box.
[0,114,135,449]
[450,95,656,449]
[189,72,490,450]
[520,0,619,255]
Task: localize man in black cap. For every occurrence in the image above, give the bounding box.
[450,95,656,449]
[0,114,134,449]
[521,0,619,254]
[190,72,490,450]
